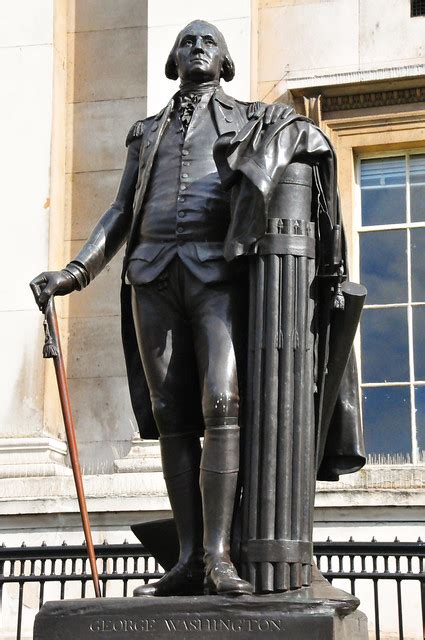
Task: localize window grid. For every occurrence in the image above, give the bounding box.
[357,151,425,464]
[411,0,425,17]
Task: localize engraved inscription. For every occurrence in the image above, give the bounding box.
[163,618,283,632]
[89,619,157,632]
[89,617,284,633]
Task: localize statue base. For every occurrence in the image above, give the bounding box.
[34,575,368,639]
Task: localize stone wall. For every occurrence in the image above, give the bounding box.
[257,0,425,101]
[0,0,68,475]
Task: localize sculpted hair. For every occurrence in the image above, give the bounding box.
[165,20,235,82]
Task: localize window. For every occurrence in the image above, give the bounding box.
[411,0,425,17]
[359,153,425,464]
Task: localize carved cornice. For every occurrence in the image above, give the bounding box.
[286,63,425,91]
[322,87,425,113]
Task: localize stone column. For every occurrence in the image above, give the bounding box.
[64,0,148,474]
[0,0,70,477]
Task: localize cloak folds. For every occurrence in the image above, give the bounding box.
[213,111,366,481]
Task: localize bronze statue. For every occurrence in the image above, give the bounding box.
[31,19,365,600]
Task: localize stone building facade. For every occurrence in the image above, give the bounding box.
[1,1,424,638]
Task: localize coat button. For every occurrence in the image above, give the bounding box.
[182,149,189,156]
[180,185,187,191]
[177,226,184,233]
[181,173,189,178]
[178,211,186,218]
[151,123,158,132]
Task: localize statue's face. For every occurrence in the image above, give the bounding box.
[175,22,223,83]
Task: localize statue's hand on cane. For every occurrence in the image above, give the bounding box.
[28,268,101,598]
[30,270,78,312]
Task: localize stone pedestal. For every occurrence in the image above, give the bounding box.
[114,437,162,473]
[0,436,71,478]
[34,576,368,639]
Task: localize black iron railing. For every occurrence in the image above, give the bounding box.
[0,539,424,640]
[315,538,424,640]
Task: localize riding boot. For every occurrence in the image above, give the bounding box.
[200,425,253,596]
[133,433,204,597]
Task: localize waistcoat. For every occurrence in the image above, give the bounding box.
[126,91,236,285]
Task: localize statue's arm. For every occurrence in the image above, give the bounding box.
[30,131,142,310]
[69,137,141,284]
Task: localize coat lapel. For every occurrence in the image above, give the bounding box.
[138,99,174,170]
[134,100,174,214]
[212,89,240,136]
[127,99,174,253]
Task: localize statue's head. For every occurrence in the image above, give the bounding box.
[165,20,235,84]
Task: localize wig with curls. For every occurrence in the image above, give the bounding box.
[165,20,235,82]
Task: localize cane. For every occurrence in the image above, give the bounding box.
[32,292,101,598]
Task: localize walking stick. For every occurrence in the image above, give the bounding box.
[33,293,101,598]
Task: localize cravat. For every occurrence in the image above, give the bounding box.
[178,93,201,131]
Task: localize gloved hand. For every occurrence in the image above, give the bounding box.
[30,270,78,312]
[263,102,295,125]
[248,101,295,125]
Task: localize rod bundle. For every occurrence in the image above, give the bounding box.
[241,215,316,593]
